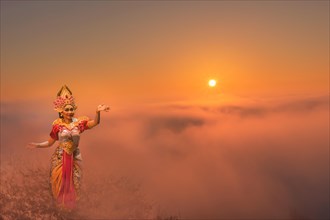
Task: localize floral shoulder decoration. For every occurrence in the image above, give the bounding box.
[52,116,90,130]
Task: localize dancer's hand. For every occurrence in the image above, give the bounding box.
[96,104,110,112]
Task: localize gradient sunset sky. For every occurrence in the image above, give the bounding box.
[1,0,328,105]
[1,1,329,219]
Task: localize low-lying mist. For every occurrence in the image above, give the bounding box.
[1,95,329,219]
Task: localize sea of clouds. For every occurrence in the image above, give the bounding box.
[1,94,329,219]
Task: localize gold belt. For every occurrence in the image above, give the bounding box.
[59,141,76,155]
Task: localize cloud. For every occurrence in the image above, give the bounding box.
[145,115,205,137]
[1,94,329,219]
[217,105,267,117]
[166,95,329,118]
[274,95,329,113]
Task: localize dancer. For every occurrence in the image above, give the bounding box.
[28,85,110,210]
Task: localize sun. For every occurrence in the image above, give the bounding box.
[208,79,217,87]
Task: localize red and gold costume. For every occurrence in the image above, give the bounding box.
[48,85,90,209]
[49,116,90,209]
[29,85,109,210]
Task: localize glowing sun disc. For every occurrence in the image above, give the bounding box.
[208,79,217,87]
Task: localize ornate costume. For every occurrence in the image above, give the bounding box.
[49,116,89,209]
[29,85,109,210]
[49,85,89,209]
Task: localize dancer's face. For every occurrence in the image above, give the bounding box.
[62,104,75,120]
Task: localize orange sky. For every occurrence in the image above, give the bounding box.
[1,0,328,105]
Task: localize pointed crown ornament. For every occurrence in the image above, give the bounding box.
[53,85,77,112]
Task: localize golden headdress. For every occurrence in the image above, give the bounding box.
[53,85,77,112]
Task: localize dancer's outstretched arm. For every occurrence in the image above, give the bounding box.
[87,104,110,129]
[27,137,56,148]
